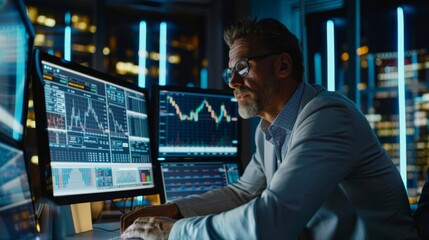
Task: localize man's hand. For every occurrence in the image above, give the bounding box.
[120,203,182,233]
[120,216,176,240]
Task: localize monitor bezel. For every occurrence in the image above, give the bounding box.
[31,49,162,205]
[151,84,242,162]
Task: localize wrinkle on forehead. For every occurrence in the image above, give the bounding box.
[228,36,263,67]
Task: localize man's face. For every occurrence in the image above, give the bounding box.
[228,37,279,119]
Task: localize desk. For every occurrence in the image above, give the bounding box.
[65,221,121,240]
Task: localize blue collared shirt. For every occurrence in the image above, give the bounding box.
[261,82,304,167]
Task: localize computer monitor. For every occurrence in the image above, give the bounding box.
[151,85,242,203]
[152,85,241,160]
[0,137,38,239]
[0,0,38,237]
[31,49,160,204]
[160,161,240,202]
[0,0,34,143]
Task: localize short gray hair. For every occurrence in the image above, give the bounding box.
[224,17,304,82]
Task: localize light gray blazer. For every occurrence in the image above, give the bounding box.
[170,83,418,240]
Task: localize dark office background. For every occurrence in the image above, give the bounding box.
[23,0,429,206]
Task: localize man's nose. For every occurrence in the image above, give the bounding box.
[228,71,243,89]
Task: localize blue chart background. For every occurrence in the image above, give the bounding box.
[161,162,240,201]
[158,90,239,156]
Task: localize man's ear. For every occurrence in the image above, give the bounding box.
[278,52,292,78]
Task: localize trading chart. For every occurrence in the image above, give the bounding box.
[39,60,154,196]
[158,89,239,158]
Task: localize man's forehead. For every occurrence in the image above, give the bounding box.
[229,38,251,57]
[229,37,261,61]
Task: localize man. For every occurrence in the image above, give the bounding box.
[121,18,418,239]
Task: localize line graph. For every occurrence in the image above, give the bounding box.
[66,94,108,136]
[114,169,139,185]
[168,96,232,127]
[108,105,128,138]
[158,90,239,157]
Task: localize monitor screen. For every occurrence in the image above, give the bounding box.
[31,50,159,204]
[152,85,240,160]
[0,0,34,142]
[0,139,38,239]
[160,161,240,202]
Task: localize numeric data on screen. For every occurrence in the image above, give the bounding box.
[161,162,239,201]
[42,62,151,164]
[40,60,154,196]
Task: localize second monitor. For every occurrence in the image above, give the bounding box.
[152,85,242,203]
[152,85,241,160]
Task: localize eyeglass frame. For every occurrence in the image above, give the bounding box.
[222,52,281,84]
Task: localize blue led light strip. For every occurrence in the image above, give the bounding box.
[327,20,335,91]
[314,52,322,86]
[159,22,167,86]
[13,25,25,140]
[397,7,407,189]
[138,21,147,88]
[200,68,208,89]
[64,12,71,61]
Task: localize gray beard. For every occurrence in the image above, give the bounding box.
[238,100,261,119]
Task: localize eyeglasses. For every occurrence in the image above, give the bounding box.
[222,52,279,84]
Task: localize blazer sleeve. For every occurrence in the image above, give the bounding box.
[169,96,362,240]
[172,121,267,217]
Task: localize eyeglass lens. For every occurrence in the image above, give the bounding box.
[223,59,250,84]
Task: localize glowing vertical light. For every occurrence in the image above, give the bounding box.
[138,21,147,88]
[200,68,208,89]
[397,7,407,188]
[14,26,25,140]
[327,20,335,91]
[314,52,322,86]
[367,54,375,111]
[64,12,71,61]
[159,22,167,86]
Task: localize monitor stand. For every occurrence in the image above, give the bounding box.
[69,203,93,233]
[37,195,161,239]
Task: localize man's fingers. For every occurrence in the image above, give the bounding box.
[121,216,176,240]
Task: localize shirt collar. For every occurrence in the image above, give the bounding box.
[261,82,304,138]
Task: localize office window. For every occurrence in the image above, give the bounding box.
[103,8,205,87]
[305,0,429,204]
[26,3,95,66]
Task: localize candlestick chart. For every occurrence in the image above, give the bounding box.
[157,89,239,158]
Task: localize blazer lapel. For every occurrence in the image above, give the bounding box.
[264,138,277,184]
[264,83,325,185]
